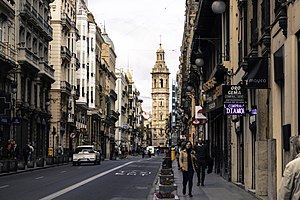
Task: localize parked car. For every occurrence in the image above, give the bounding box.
[72,145,101,166]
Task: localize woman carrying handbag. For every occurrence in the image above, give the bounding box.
[179,141,198,197]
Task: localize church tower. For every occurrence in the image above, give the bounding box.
[151,44,170,147]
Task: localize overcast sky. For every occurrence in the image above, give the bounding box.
[88,0,186,112]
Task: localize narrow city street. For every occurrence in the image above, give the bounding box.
[0,156,161,200]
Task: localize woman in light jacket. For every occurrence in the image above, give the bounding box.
[179,141,197,197]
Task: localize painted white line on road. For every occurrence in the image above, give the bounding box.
[0,185,9,189]
[39,161,134,200]
[35,176,44,180]
[60,171,67,173]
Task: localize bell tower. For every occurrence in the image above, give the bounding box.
[151,43,170,147]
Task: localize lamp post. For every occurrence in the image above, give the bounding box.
[52,126,56,157]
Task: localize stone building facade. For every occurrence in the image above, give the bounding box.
[151,44,170,147]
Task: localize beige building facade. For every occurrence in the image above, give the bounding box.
[179,0,300,199]
[151,44,170,147]
[49,0,79,156]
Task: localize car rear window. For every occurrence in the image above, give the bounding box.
[75,147,93,153]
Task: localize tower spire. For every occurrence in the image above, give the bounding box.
[159,35,162,47]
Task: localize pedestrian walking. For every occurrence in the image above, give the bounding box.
[142,148,145,158]
[11,142,19,159]
[28,143,34,161]
[194,138,209,186]
[278,135,300,200]
[23,144,30,164]
[179,141,197,197]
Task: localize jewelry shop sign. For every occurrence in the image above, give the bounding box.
[223,85,246,115]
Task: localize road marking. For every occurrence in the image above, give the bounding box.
[39,161,134,200]
[60,171,67,173]
[35,176,44,180]
[0,185,9,189]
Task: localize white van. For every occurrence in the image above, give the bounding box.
[146,146,155,155]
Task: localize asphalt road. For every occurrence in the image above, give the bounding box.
[0,156,162,200]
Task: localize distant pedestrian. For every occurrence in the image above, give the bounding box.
[179,141,197,197]
[278,135,300,200]
[28,143,34,161]
[194,138,209,186]
[12,142,19,159]
[148,150,151,158]
[23,144,30,164]
[142,149,145,158]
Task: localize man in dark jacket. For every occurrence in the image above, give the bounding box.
[194,138,208,186]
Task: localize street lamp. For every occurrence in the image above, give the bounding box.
[52,126,56,157]
[211,0,226,14]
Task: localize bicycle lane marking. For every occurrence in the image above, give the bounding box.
[39,161,134,200]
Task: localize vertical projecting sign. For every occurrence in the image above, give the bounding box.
[223,85,246,115]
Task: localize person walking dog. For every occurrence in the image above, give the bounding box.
[179,141,197,197]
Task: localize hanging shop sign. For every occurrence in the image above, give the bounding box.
[243,57,269,89]
[223,85,246,115]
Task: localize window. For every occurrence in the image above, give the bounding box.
[77,79,80,92]
[82,81,85,97]
[160,79,163,88]
[91,87,94,103]
[0,17,4,42]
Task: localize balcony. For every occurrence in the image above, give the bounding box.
[39,61,55,83]
[72,85,80,100]
[72,53,80,70]
[110,89,117,101]
[72,22,80,40]
[60,81,72,95]
[0,41,16,68]
[19,0,31,19]
[110,110,120,121]
[17,47,40,72]
[42,22,53,41]
[61,46,71,62]
[61,13,72,31]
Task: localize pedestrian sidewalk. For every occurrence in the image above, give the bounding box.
[173,161,259,200]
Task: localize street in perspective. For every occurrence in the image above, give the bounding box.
[0,0,300,200]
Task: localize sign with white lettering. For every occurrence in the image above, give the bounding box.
[224,104,245,115]
[223,85,246,115]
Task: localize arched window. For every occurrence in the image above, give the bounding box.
[26,33,31,49]
[154,79,156,88]
[160,79,163,88]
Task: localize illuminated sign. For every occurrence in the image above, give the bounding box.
[224,104,245,115]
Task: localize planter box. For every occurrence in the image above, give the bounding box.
[27,160,35,168]
[160,174,174,180]
[155,191,177,200]
[36,158,44,167]
[9,160,17,172]
[18,161,25,170]
[46,157,53,165]
[53,157,58,164]
[160,168,173,175]
[0,160,18,172]
[159,184,177,193]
